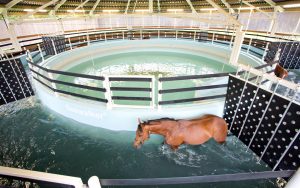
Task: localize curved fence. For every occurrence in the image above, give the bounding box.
[22,27,298,108]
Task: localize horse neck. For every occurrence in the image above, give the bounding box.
[145,122,173,136]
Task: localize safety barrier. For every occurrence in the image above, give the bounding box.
[1,28,297,108]
[158,73,230,106]
[0,166,297,188]
[0,55,34,106]
[108,75,155,108]
[28,60,107,103]
[223,64,300,172]
[22,27,288,108]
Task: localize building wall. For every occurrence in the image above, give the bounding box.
[0,12,299,43]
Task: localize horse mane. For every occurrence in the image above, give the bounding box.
[145,118,177,125]
[137,118,177,132]
[138,124,143,132]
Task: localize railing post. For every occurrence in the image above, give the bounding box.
[229,34,234,49]
[88,176,101,188]
[87,34,90,45]
[104,75,112,109]
[26,49,33,63]
[157,74,162,110]
[175,30,178,40]
[262,42,269,61]
[151,75,156,109]
[51,39,57,55]
[140,30,142,40]
[37,44,44,62]
[46,66,58,97]
[158,30,160,39]
[122,31,125,40]
[68,37,73,50]
[193,31,196,41]
[247,38,252,53]
[104,32,107,42]
[212,33,215,44]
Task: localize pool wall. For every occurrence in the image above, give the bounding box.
[33,39,265,131]
[35,82,225,131]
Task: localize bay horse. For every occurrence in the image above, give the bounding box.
[133,114,228,150]
[274,63,288,79]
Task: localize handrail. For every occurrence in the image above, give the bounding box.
[33,77,108,103]
[0,166,295,187]
[22,27,298,108]
[0,166,84,188]
[1,27,298,51]
[28,61,105,80]
[159,72,233,82]
[100,170,295,186]
[159,84,228,94]
[30,68,106,92]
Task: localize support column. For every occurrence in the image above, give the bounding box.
[2,11,21,51]
[229,27,245,65]
[7,23,21,51]
[58,18,65,35]
[149,0,153,13]
[268,11,278,36]
[245,9,253,31]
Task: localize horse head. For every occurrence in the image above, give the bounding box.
[274,64,288,79]
[133,118,150,149]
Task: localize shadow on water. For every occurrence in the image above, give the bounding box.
[0,97,276,188]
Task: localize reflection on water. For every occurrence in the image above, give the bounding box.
[67,51,234,76]
[0,97,276,188]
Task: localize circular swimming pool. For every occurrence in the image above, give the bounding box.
[33,39,263,130]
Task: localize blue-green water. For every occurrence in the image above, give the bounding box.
[53,51,235,106]
[0,97,276,187]
[65,51,234,76]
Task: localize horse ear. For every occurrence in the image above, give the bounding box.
[138,118,141,124]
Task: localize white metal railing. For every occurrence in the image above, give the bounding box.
[0,165,298,188]
[0,166,84,188]
[106,75,156,109]
[20,27,299,109]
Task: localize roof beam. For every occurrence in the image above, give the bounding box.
[5,0,23,9]
[204,0,241,26]
[23,0,60,19]
[263,0,276,7]
[149,0,153,13]
[52,0,67,14]
[185,0,197,13]
[75,0,90,10]
[264,0,284,12]
[220,0,235,13]
[90,0,101,15]
[243,1,272,19]
[125,0,131,14]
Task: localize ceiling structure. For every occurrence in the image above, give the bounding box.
[0,0,299,18]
